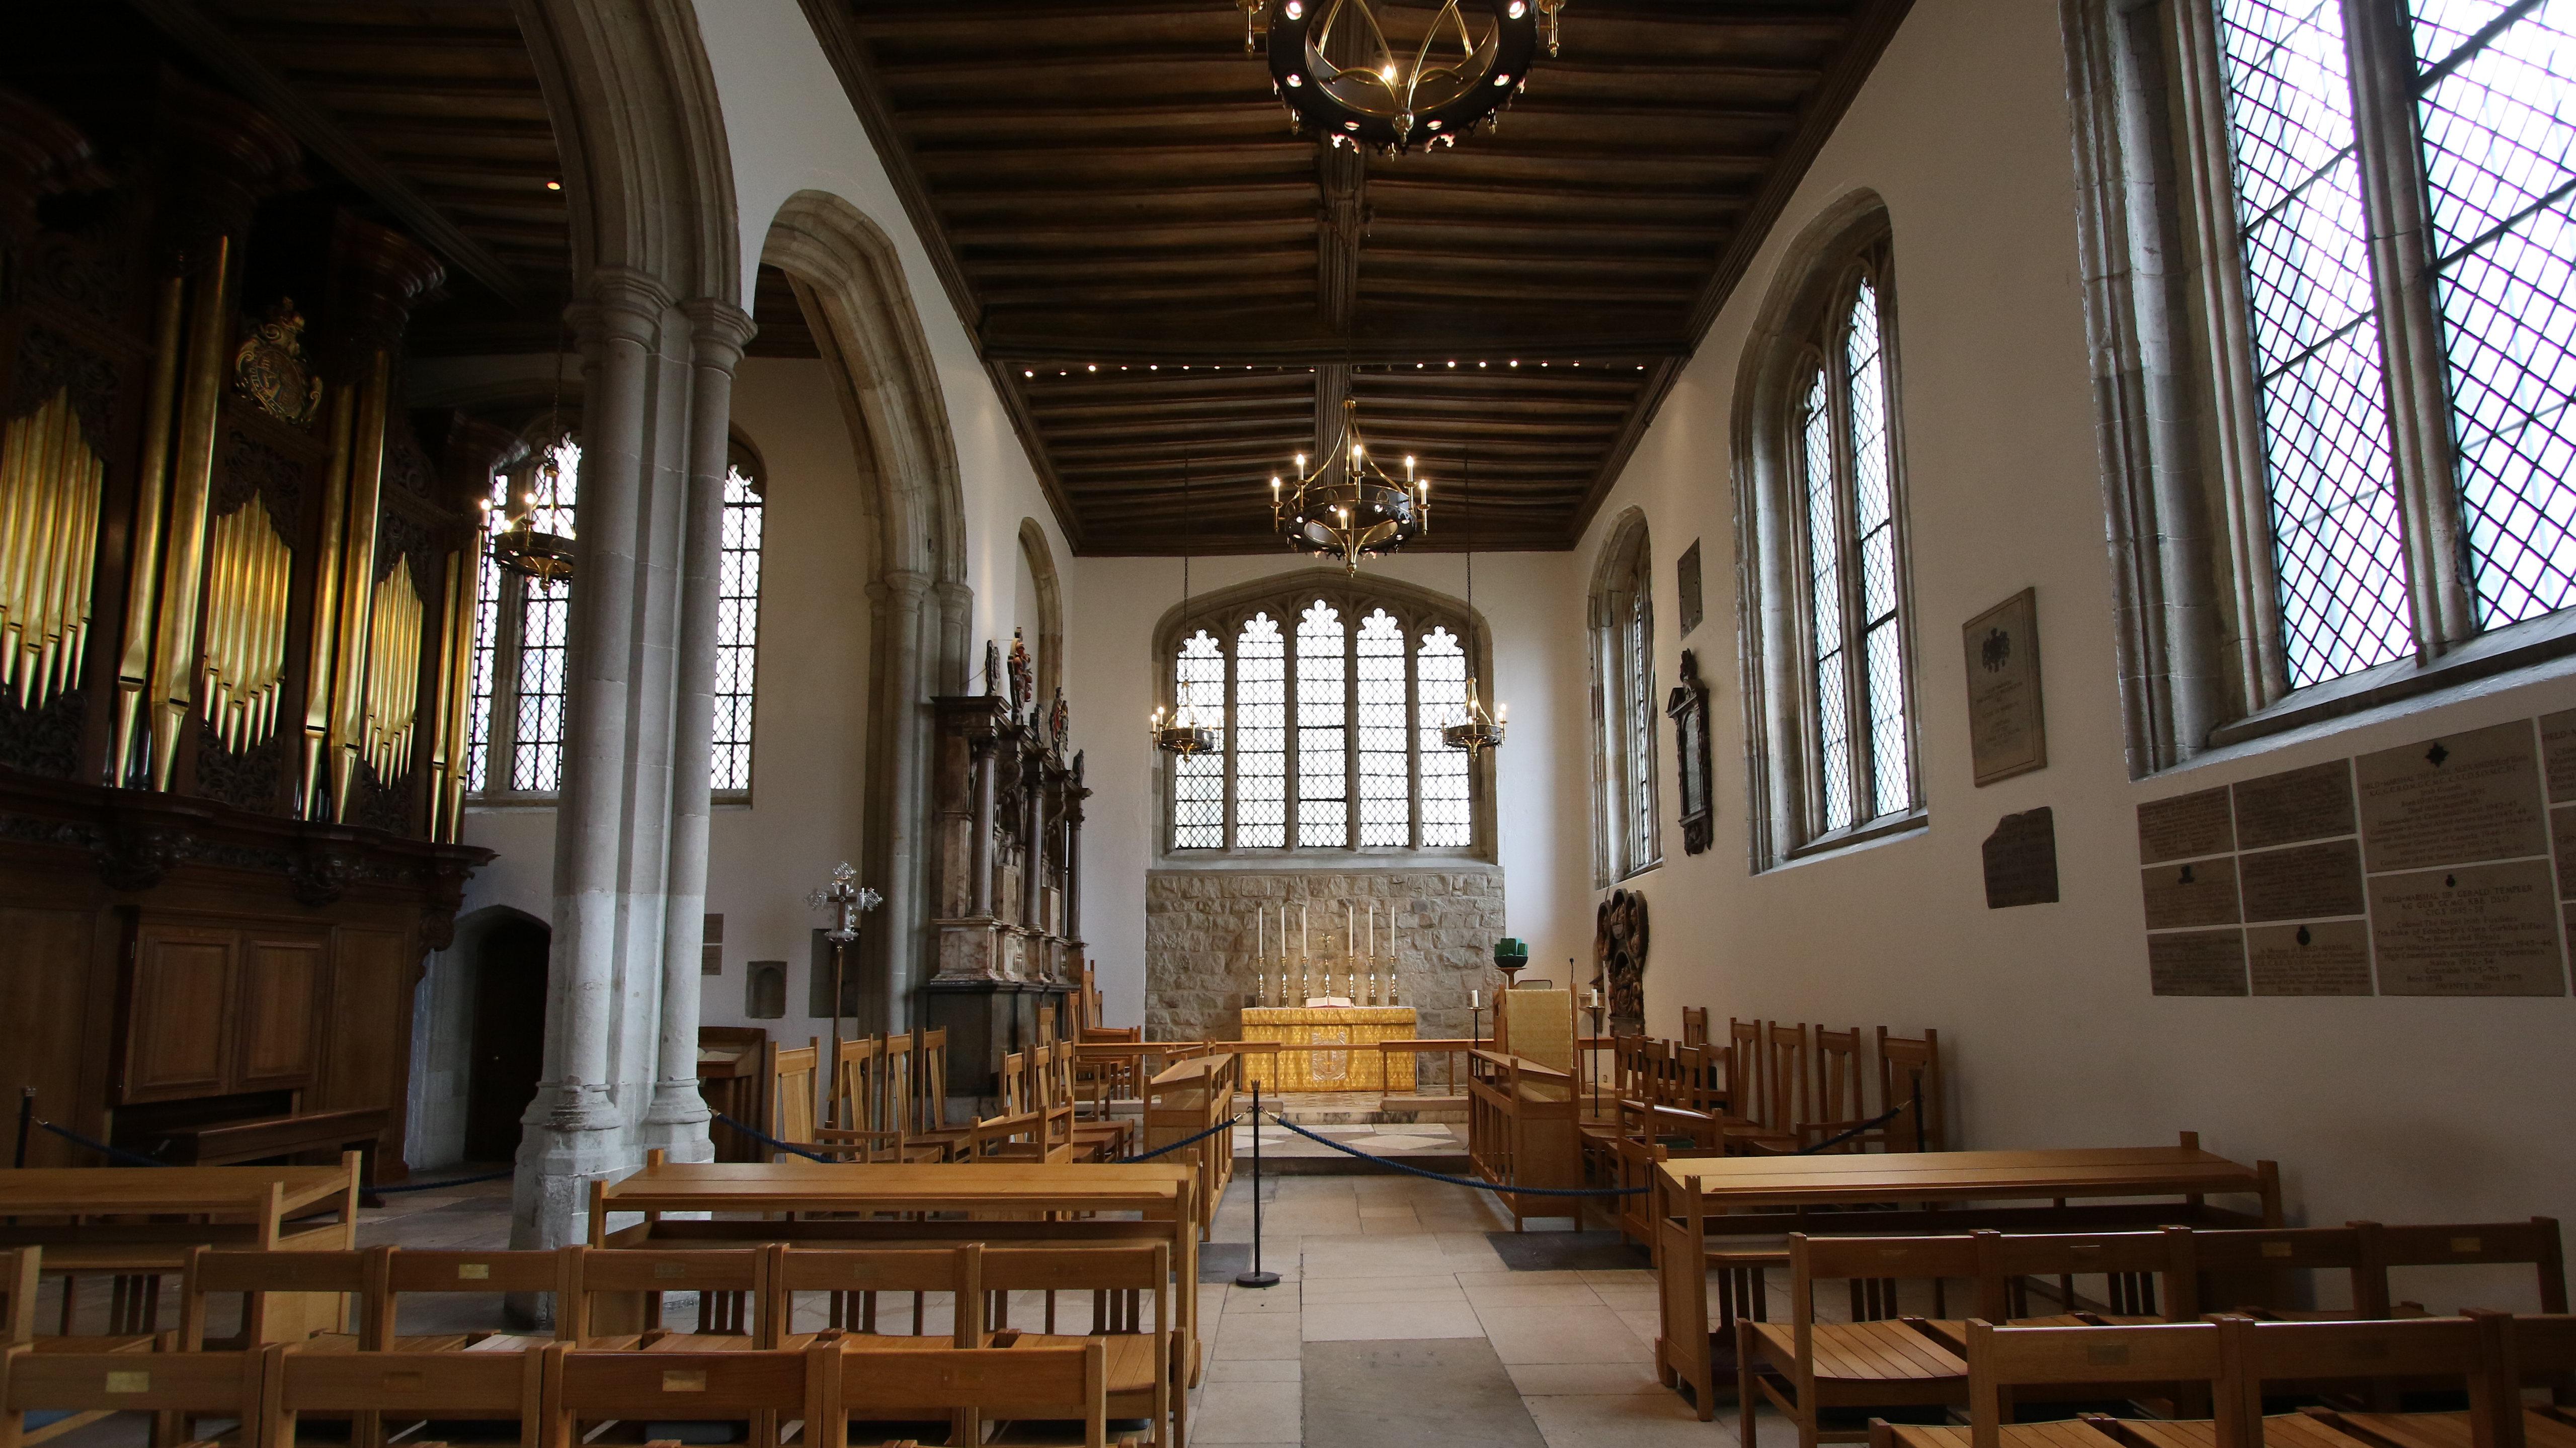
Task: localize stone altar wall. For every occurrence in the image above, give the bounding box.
[1144,867,1507,1044]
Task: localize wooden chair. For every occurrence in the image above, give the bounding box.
[1055,1041,1136,1160]
[261,1343,542,1448]
[1,1345,267,1448]
[1740,1233,1979,1448]
[821,1341,1123,1448]
[766,1038,825,1162]
[1973,1229,2200,1335]
[2187,1228,2371,1321]
[539,1343,822,1448]
[559,1246,767,1348]
[2220,1315,2513,1448]
[907,1027,973,1159]
[1801,1027,1870,1154]
[2287,1311,2576,1448]
[1682,1006,1711,1048]
[1878,1029,1944,1153]
[1,1248,159,1357]
[1870,1319,2230,1448]
[766,1246,983,1348]
[2355,1220,2568,1317]
[178,1248,367,1352]
[1724,1021,1806,1155]
[986,1245,1172,1448]
[369,1248,569,1352]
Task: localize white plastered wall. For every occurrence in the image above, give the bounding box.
[1571,0,2576,1260]
[1069,552,1593,1029]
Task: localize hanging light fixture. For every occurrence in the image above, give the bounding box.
[1154,458,1219,755]
[484,317,578,587]
[1237,0,1567,154]
[1441,443,1506,755]
[1272,394,1428,574]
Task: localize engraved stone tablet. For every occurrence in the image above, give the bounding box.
[2368,859,2568,997]
[2542,709,2576,803]
[2138,788,2234,866]
[2148,929,2249,996]
[2233,759,2357,850]
[2141,857,2241,930]
[2248,919,2374,996]
[1983,806,2059,909]
[1964,588,2046,786]
[2358,721,2547,873]
[2557,804,2576,899]
[2239,839,2366,923]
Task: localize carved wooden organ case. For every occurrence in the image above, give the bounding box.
[0,77,495,1173]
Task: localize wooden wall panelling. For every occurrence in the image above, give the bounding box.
[0,894,103,1166]
[318,924,417,1177]
[233,930,327,1090]
[121,918,239,1102]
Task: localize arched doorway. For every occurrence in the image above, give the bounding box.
[458,910,552,1162]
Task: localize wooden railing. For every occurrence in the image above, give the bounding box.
[1466,1049,1581,1230]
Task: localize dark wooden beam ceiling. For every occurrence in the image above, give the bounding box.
[809,0,1914,555]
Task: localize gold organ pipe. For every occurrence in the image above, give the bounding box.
[439,546,480,840]
[148,235,235,792]
[328,349,388,820]
[117,275,185,787]
[0,392,106,713]
[300,385,355,816]
[427,552,459,839]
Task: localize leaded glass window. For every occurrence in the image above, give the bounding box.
[1297,601,1348,847]
[1417,626,1470,848]
[1589,514,1660,883]
[1234,614,1287,848]
[1161,585,1486,854]
[1791,267,1916,838]
[712,466,763,793]
[507,439,578,794]
[1172,630,1226,849]
[2197,0,2576,690]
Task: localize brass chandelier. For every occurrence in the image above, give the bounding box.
[485,331,578,588]
[1438,445,1505,755]
[1238,0,1566,154]
[1154,460,1219,755]
[1272,395,1429,574]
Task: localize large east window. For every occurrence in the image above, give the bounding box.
[1162,578,1489,856]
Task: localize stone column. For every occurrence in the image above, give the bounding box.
[969,730,998,918]
[515,266,678,1250]
[1020,749,1048,931]
[642,298,754,1160]
[874,569,930,1031]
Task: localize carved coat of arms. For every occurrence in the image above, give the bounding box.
[232,300,324,425]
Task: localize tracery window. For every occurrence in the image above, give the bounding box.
[1733,207,1922,866]
[1160,579,1488,856]
[1589,513,1662,884]
[467,439,766,798]
[2067,0,2574,761]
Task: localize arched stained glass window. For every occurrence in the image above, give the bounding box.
[1297,601,1347,847]
[1416,626,1470,848]
[1234,614,1286,848]
[1172,630,1226,850]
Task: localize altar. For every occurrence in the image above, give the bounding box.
[1239,1006,1418,1092]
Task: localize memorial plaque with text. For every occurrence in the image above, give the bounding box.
[2138,788,2234,866]
[1983,807,2060,909]
[2357,722,2548,873]
[1964,588,2047,786]
[2557,804,2576,900]
[2233,759,2357,850]
[2542,709,2576,803]
[2239,839,2367,923]
[2368,859,2568,997]
[2149,929,2250,996]
[2141,857,2241,930]
[2248,920,2374,996]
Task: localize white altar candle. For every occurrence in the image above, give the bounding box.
[1301,904,1308,955]
[1471,988,1480,1008]
[1257,908,1263,963]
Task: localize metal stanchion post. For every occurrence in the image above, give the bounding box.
[13,1088,31,1168]
[1235,1081,1279,1288]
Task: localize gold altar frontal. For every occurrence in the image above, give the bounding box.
[1240,1006,1418,1092]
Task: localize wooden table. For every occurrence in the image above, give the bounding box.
[0,1157,362,1340]
[589,1158,1205,1387]
[1652,1135,2281,1416]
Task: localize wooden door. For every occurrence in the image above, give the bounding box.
[234,935,327,1089]
[463,918,550,1162]
[122,923,237,1102]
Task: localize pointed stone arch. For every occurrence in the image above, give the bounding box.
[758,188,974,1033]
[1018,518,1064,706]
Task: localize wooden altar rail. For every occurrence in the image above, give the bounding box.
[1143,1054,1237,1240]
[1466,1050,1583,1232]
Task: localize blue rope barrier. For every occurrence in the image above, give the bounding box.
[710,1113,848,1164]
[1117,1114,1242,1163]
[1261,1112,1648,1196]
[373,1168,514,1193]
